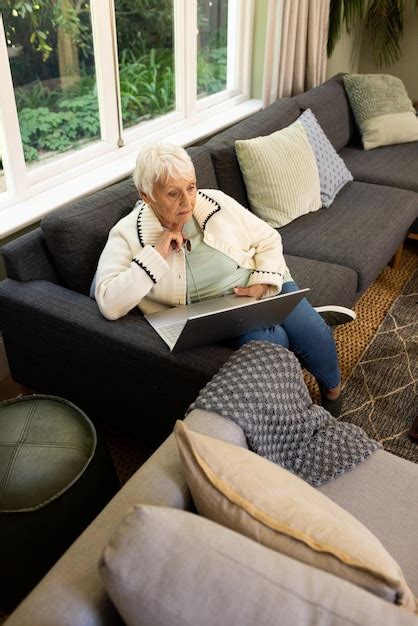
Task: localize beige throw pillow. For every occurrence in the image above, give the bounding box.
[235,121,321,228]
[174,421,416,611]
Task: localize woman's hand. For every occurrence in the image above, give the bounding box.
[234,284,269,300]
[154,231,184,258]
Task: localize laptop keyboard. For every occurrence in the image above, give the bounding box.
[158,322,186,344]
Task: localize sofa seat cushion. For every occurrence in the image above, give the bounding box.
[279,181,418,293]
[100,505,418,626]
[340,142,418,193]
[285,255,358,307]
[319,449,418,596]
[205,99,300,208]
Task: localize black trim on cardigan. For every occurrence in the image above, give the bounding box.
[136,203,146,247]
[198,191,221,230]
[251,270,283,277]
[133,258,157,284]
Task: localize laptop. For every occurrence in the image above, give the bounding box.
[144,288,309,353]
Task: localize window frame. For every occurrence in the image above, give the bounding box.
[0,0,257,237]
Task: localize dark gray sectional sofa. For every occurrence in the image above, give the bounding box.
[0,74,417,443]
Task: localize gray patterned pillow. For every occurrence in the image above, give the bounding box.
[299,109,353,207]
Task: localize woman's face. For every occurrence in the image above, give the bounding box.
[142,175,197,231]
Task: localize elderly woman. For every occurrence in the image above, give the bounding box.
[95,143,354,417]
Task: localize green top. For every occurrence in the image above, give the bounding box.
[183,217,252,303]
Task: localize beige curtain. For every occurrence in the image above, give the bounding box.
[263,0,330,106]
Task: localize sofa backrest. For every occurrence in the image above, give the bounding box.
[1,228,61,283]
[205,99,300,208]
[294,74,357,151]
[205,75,357,211]
[41,146,218,295]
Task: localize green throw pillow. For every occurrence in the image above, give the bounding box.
[343,74,418,150]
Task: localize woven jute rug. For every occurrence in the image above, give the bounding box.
[339,263,417,462]
[305,244,418,396]
[305,243,418,462]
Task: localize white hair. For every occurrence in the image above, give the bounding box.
[133,143,195,200]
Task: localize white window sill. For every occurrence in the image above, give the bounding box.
[0,99,262,239]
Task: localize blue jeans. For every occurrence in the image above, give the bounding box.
[224,281,340,391]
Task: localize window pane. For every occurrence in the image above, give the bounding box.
[3,1,100,168]
[114,1,175,130]
[197,0,228,99]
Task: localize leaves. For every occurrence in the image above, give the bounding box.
[327,0,418,66]
[17,82,100,160]
[16,48,178,159]
[118,49,175,124]
[327,0,364,56]
[366,0,404,66]
[5,0,92,61]
[6,1,228,159]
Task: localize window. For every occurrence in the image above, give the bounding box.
[197,0,228,99]
[114,0,176,130]
[4,2,100,168]
[0,1,257,236]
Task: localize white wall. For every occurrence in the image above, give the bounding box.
[326,26,362,79]
[357,4,418,102]
[251,0,268,98]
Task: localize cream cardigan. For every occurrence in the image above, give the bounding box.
[95,189,288,320]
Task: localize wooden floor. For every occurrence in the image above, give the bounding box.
[0,376,22,402]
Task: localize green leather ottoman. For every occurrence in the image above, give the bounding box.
[0,395,119,609]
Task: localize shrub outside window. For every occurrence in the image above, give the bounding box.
[197,0,228,99]
[3,1,100,167]
[114,0,176,130]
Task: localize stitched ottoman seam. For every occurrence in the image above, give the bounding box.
[0,442,88,450]
[0,403,37,508]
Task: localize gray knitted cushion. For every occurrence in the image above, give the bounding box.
[189,341,380,486]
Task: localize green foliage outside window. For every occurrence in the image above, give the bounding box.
[118,49,175,126]
[14,50,176,162]
[3,0,228,163]
[17,90,100,162]
[197,45,227,96]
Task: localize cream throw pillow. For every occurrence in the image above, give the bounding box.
[235,121,321,228]
[175,421,416,611]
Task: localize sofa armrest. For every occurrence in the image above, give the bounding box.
[0,279,232,441]
[1,229,60,283]
[4,410,247,626]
